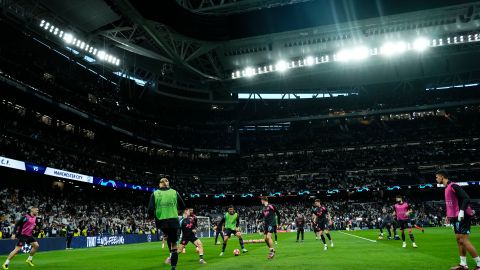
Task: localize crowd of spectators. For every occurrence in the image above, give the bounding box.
[1,185,464,239]
[1,97,479,195]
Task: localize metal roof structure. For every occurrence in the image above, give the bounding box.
[2,0,480,103]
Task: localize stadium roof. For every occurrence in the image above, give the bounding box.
[133,0,477,41]
[4,0,480,104]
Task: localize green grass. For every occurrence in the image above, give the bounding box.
[3,227,480,270]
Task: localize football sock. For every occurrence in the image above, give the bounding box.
[171,249,178,267]
[473,256,480,266]
[239,238,245,249]
[320,235,326,245]
[409,234,415,242]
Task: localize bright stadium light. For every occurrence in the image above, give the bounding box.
[63,33,73,44]
[336,49,352,62]
[305,56,315,66]
[236,70,241,77]
[413,37,429,52]
[353,47,370,60]
[38,19,120,66]
[336,47,369,62]
[275,60,288,72]
[244,67,255,77]
[97,50,106,60]
[380,41,406,56]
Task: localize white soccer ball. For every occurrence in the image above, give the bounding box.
[21,244,32,254]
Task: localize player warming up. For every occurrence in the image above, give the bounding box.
[177,209,206,264]
[213,223,224,245]
[436,170,480,270]
[148,178,185,270]
[312,199,333,250]
[378,207,394,240]
[393,195,417,248]
[295,213,305,242]
[2,207,40,270]
[218,206,248,256]
[257,196,281,259]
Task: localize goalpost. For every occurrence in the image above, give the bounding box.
[196,216,211,238]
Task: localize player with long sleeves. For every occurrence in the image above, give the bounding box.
[257,197,281,259]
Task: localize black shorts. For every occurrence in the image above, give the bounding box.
[160,228,179,243]
[156,218,180,243]
[155,218,180,230]
[315,220,329,231]
[397,219,412,230]
[297,228,305,232]
[16,235,36,247]
[224,229,240,238]
[180,235,199,246]
[380,221,393,228]
[264,224,276,234]
[450,216,472,235]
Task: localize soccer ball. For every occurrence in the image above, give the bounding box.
[21,244,32,254]
[233,249,240,256]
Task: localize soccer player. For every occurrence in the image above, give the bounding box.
[2,207,40,270]
[213,222,224,245]
[273,213,279,245]
[66,223,74,250]
[257,196,281,259]
[295,213,305,242]
[378,207,394,240]
[409,211,425,233]
[218,206,248,256]
[178,209,206,264]
[436,170,480,270]
[311,199,333,250]
[393,195,417,248]
[148,178,185,270]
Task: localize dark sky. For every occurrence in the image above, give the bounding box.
[132,0,477,41]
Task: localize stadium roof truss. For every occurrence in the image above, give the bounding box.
[2,0,480,102]
[176,0,315,15]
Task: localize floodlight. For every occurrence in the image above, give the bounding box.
[413,38,429,51]
[275,60,288,72]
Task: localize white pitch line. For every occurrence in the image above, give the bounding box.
[339,231,377,243]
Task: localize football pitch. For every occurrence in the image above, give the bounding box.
[3,227,479,270]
